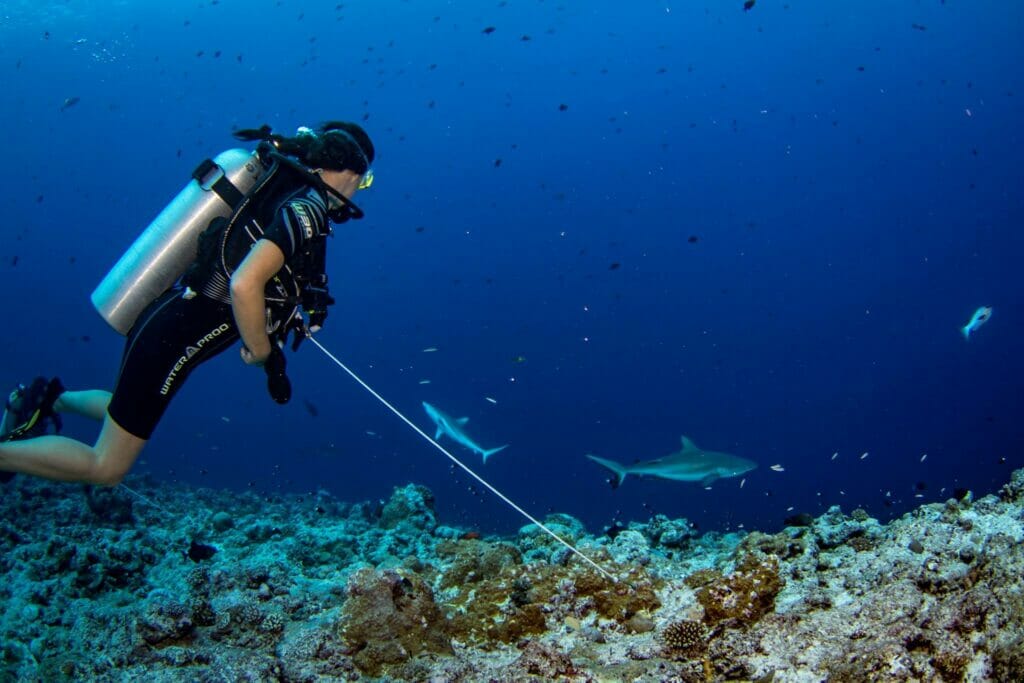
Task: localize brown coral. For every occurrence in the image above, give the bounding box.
[696,555,783,628]
[440,541,662,646]
[339,568,451,675]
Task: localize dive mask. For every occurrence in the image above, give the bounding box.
[358,168,374,190]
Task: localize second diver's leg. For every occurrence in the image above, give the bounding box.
[0,414,145,486]
[55,390,112,421]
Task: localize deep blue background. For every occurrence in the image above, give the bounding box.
[1,1,1021,535]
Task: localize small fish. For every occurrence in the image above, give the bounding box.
[303,399,318,417]
[482,26,496,34]
[770,464,785,472]
[185,540,217,562]
[60,96,80,111]
[743,0,755,10]
[784,512,814,527]
[422,347,438,353]
[419,379,431,385]
[484,397,497,404]
[961,306,992,339]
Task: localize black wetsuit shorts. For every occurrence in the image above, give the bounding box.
[107,287,239,440]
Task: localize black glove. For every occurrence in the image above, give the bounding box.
[264,346,291,404]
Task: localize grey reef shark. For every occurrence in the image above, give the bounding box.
[586,436,757,488]
[422,401,508,462]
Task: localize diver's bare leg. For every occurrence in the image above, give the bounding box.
[55,390,112,421]
[0,414,145,486]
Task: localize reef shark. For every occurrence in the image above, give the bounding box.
[586,436,757,488]
[422,401,508,462]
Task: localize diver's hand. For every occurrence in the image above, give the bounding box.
[240,345,270,367]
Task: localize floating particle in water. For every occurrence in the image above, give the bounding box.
[303,400,318,417]
[860,452,869,460]
[494,158,502,167]
[482,26,496,34]
[419,379,431,385]
[422,346,438,352]
[831,452,839,460]
[485,397,497,404]
[608,262,621,270]
[770,464,785,472]
[920,453,928,462]
[558,103,569,111]
[60,96,80,111]
[911,23,927,31]
[743,0,755,10]
[688,235,699,243]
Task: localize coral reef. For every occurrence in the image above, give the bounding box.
[338,568,451,675]
[695,554,784,628]
[1,470,1024,681]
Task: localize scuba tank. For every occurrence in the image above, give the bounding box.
[91,148,268,335]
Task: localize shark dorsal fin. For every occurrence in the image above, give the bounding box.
[680,435,698,452]
[457,417,470,425]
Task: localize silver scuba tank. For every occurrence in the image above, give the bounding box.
[91,148,267,335]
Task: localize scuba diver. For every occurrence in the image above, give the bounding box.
[0,121,375,485]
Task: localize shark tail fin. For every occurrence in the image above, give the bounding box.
[585,454,629,488]
[482,444,509,463]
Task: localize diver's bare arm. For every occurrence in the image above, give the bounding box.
[230,239,285,362]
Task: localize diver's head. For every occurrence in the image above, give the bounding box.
[295,122,375,222]
[234,121,375,222]
[299,121,374,176]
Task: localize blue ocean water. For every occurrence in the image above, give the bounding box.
[1,0,1021,537]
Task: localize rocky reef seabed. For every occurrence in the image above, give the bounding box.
[2,469,1024,682]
